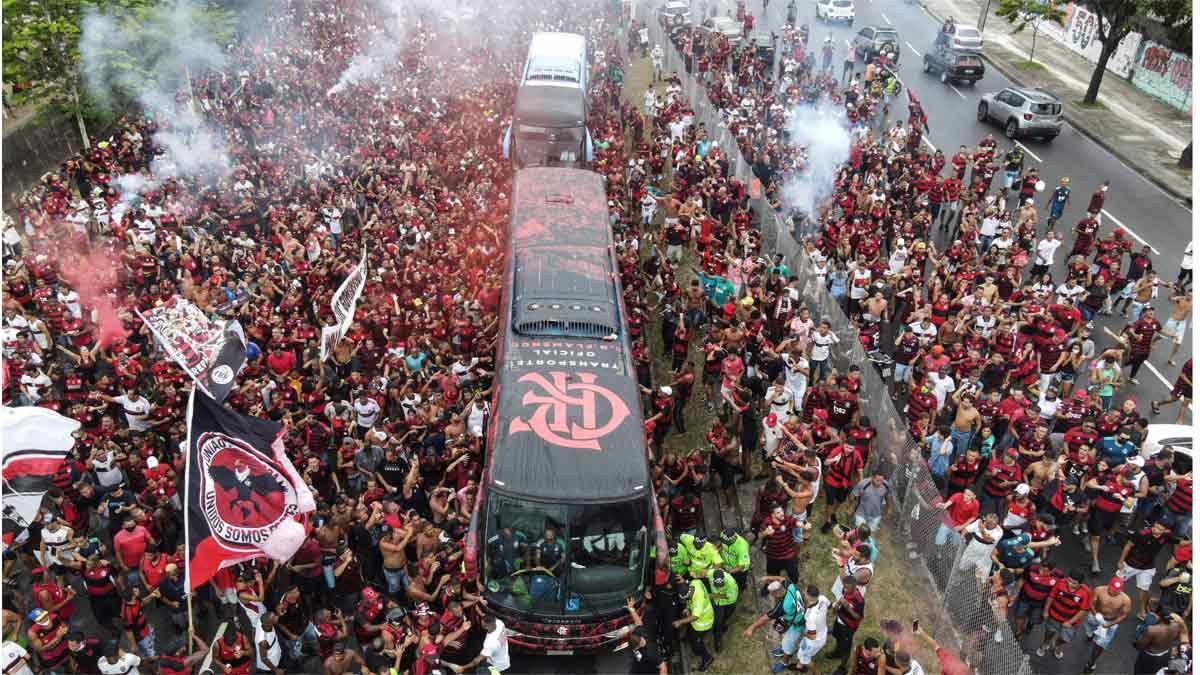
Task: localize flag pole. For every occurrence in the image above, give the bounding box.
[184,388,197,639]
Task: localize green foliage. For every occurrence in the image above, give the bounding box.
[994,0,1067,33]
[1146,0,1191,52]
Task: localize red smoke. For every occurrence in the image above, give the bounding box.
[58,248,130,348]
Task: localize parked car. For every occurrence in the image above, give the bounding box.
[1141,424,1194,471]
[852,26,901,63]
[816,0,855,24]
[923,45,985,85]
[977,87,1064,141]
[656,1,691,28]
[936,22,984,51]
[699,16,742,44]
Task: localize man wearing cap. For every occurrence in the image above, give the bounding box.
[672,580,714,671]
[706,568,738,651]
[680,533,721,579]
[718,528,751,592]
[24,607,69,673]
[1116,518,1173,618]
[1082,576,1131,673]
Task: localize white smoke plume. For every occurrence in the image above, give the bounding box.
[781,100,854,217]
[80,0,232,182]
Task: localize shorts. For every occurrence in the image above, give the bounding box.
[780,625,804,655]
[1117,563,1155,592]
[1087,507,1119,536]
[797,636,827,665]
[893,362,911,384]
[1083,613,1118,649]
[1013,596,1044,625]
[825,484,851,506]
[1164,318,1187,344]
[854,513,882,532]
[791,510,809,544]
[1044,618,1078,643]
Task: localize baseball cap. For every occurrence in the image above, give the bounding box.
[1107,577,1125,593]
[27,608,49,625]
[720,528,737,543]
[1015,483,1030,496]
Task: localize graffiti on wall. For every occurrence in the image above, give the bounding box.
[1131,40,1193,113]
[1036,3,1139,77]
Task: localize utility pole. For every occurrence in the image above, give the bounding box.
[976,0,993,32]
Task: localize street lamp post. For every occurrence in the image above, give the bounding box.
[977,0,993,33]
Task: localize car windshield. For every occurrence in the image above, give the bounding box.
[876,30,899,41]
[482,493,648,617]
[1030,102,1062,115]
[833,0,853,6]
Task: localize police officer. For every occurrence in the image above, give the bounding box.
[706,569,739,651]
[718,528,751,592]
[679,533,721,579]
[672,580,715,671]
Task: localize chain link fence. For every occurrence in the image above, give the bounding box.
[637,7,1035,674]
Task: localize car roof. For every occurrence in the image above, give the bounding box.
[663,1,689,9]
[1014,87,1059,102]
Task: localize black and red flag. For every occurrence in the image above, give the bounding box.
[184,389,315,590]
[1,406,80,546]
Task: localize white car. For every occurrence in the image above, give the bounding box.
[699,16,742,44]
[816,0,855,23]
[1141,423,1194,473]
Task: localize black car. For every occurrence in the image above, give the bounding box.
[922,45,984,85]
[851,25,901,63]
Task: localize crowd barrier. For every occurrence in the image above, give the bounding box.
[636,7,1035,674]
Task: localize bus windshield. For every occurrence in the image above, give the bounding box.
[514,125,588,166]
[482,493,647,617]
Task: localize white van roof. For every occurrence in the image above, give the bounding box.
[524,32,587,88]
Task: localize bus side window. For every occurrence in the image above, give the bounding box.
[585,128,594,163]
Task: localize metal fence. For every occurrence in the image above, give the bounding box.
[637,7,1035,674]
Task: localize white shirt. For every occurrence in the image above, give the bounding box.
[353,398,381,428]
[926,373,956,410]
[1,641,35,675]
[112,395,152,431]
[810,332,838,362]
[961,520,1002,561]
[1036,392,1061,421]
[979,215,1000,237]
[783,355,809,393]
[481,619,511,671]
[58,289,82,317]
[467,402,489,438]
[254,624,282,671]
[803,595,831,643]
[908,321,937,346]
[1035,238,1062,265]
[97,653,141,675]
[1182,242,1193,270]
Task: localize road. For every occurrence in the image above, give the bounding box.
[741,1,1191,674]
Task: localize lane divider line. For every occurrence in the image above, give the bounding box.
[1101,208,1161,255]
[881,12,891,24]
[906,41,921,57]
[1014,140,1042,163]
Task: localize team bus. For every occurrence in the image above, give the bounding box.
[464,167,667,654]
[502,32,594,168]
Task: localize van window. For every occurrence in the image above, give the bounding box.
[1030,102,1062,115]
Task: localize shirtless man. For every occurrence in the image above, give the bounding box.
[314,514,343,592]
[950,389,982,457]
[379,523,414,598]
[775,474,814,542]
[1024,450,1062,508]
[1161,290,1191,365]
[323,641,367,675]
[1082,577,1131,673]
[685,280,707,329]
[863,292,888,322]
[655,192,683,234]
[1133,612,1188,675]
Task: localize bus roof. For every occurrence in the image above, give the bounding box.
[490,169,648,502]
[523,32,586,86]
[513,85,587,128]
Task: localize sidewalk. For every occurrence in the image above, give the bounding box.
[921,0,1193,204]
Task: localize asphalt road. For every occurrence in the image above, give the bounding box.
[743,1,1192,674]
[517,4,1191,673]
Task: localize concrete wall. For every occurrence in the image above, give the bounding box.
[1130,39,1193,113]
[2,111,85,210]
[1036,3,1140,78]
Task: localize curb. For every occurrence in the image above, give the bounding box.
[918,3,1192,207]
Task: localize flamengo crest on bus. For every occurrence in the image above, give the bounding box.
[508,371,630,451]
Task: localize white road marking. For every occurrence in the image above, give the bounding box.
[881,12,891,24]
[948,84,966,100]
[1014,141,1042,163]
[922,135,937,151]
[1145,362,1176,390]
[1100,208,1162,255]
[906,41,921,57]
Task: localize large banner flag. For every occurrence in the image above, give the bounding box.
[1,406,80,545]
[320,247,367,362]
[137,297,247,403]
[184,389,315,590]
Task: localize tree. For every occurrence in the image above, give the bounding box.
[1077,0,1189,104]
[2,0,114,146]
[1148,0,1192,52]
[994,0,1067,64]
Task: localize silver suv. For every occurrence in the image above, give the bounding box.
[977,87,1063,141]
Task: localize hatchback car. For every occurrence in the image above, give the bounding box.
[941,24,982,51]
[1141,424,1194,473]
[923,45,984,85]
[852,26,901,63]
[816,0,855,24]
[977,87,1063,140]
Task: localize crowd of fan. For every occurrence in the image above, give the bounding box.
[0,1,1193,674]
[623,6,1193,675]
